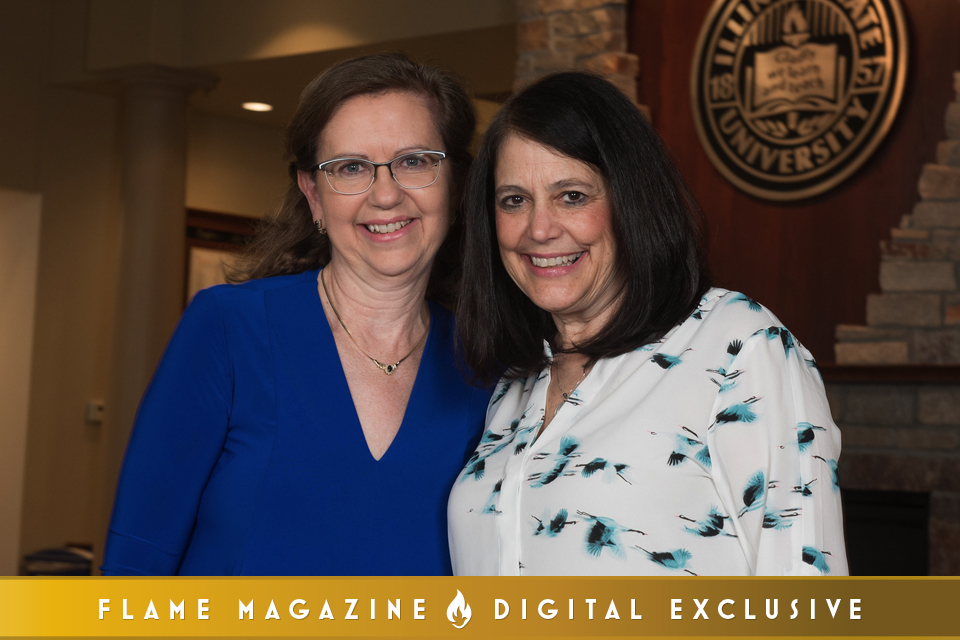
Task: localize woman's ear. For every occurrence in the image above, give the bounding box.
[297,170,324,226]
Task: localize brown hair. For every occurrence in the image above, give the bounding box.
[230,53,476,302]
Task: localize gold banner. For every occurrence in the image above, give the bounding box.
[0,577,956,638]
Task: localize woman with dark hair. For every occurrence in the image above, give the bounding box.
[102,53,488,575]
[448,72,847,576]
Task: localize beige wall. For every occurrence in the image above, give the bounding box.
[18,85,123,561]
[186,112,287,217]
[0,188,42,575]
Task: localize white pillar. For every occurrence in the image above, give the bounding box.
[0,189,42,575]
[100,65,217,561]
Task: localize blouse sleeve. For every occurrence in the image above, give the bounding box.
[101,288,233,575]
[705,328,848,576]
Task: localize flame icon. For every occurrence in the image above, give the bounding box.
[446,590,472,629]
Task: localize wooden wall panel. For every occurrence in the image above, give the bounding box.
[631,0,960,363]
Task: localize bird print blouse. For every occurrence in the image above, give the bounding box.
[447,288,848,576]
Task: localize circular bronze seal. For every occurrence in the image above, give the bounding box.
[691,0,907,200]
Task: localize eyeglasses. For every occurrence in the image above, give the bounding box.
[314,151,446,195]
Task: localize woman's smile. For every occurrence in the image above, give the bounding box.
[526,251,585,271]
[360,216,417,239]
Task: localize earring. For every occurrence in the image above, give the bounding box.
[315,219,326,236]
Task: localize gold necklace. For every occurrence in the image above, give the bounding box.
[320,268,428,375]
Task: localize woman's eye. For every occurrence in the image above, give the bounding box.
[329,160,371,178]
[499,195,525,209]
[562,191,585,204]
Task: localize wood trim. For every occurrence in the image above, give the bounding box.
[186,208,259,236]
[820,364,960,384]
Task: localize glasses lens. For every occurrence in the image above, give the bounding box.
[324,159,374,194]
[390,153,443,189]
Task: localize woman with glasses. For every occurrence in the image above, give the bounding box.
[448,72,847,576]
[102,54,488,575]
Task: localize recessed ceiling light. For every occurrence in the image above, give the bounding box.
[242,102,273,112]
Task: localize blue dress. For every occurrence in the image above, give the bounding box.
[102,269,487,575]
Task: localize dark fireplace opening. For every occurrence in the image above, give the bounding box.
[842,489,930,576]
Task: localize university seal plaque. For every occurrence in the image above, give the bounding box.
[691,0,907,200]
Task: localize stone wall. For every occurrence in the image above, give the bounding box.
[825,379,960,575]
[835,72,960,364]
[515,0,642,108]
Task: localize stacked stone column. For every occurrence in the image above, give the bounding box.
[515,0,643,109]
[836,72,960,365]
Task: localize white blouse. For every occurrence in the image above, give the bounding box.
[447,288,848,576]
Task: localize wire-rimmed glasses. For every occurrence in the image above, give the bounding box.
[315,151,446,195]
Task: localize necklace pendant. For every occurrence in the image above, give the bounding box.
[383,363,398,375]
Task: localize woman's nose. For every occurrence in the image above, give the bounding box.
[528,204,562,242]
[367,165,404,208]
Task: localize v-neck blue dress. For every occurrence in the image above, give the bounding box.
[101,269,488,575]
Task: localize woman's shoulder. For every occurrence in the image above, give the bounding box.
[193,269,318,306]
[214,269,319,293]
[692,288,787,334]
[675,287,817,365]
[184,269,320,332]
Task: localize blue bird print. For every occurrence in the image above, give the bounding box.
[651,348,693,370]
[469,479,503,514]
[707,339,743,377]
[754,327,781,340]
[481,430,504,444]
[802,547,833,574]
[528,435,580,487]
[727,292,762,312]
[636,339,663,353]
[480,411,537,459]
[753,326,797,358]
[667,428,711,469]
[797,422,827,452]
[477,412,529,458]
[780,328,796,356]
[490,380,513,405]
[711,396,761,429]
[813,455,840,492]
[709,368,744,394]
[738,470,778,517]
[513,425,537,455]
[532,508,578,537]
[576,458,632,484]
[678,506,737,538]
[483,479,503,513]
[804,357,823,380]
[633,546,697,575]
[792,478,818,497]
[461,451,487,481]
[762,507,801,530]
[576,511,646,558]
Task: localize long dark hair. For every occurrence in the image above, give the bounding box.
[457,71,711,383]
[230,53,476,303]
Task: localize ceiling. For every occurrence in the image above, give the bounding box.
[187,24,516,129]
